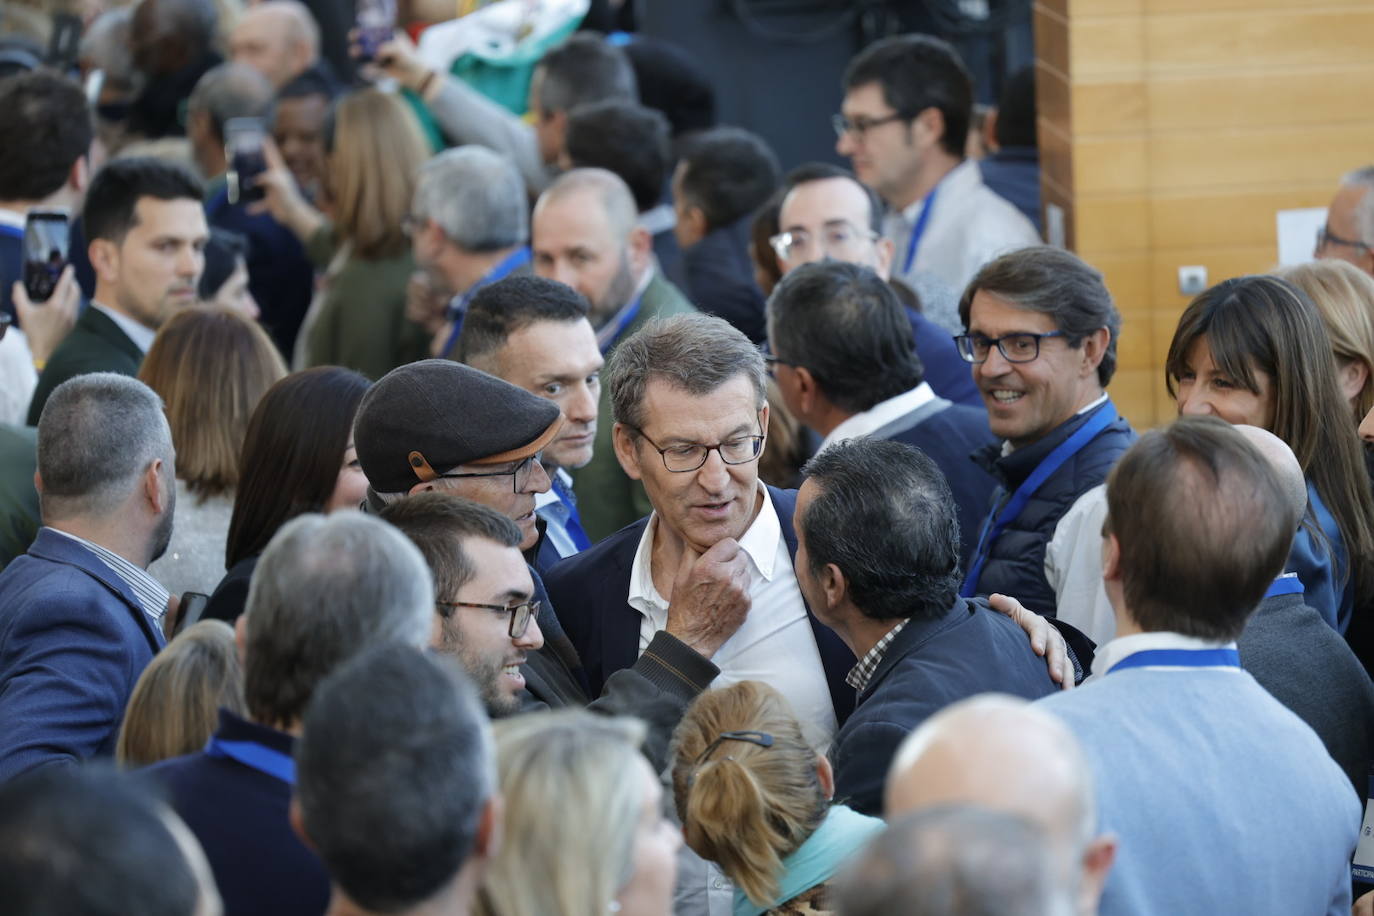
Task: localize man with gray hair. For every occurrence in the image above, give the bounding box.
[0,373,175,781]
[147,511,434,916]
[1317,166,1374,276]
[533,167,696,539]
[836,807,1075,916]
[229,0,323,89]
[185,63,274,183]
[410,146,531,359]
[294,643,498,916]
[885,695,1117,916]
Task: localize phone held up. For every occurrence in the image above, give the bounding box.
[22,209,71,303]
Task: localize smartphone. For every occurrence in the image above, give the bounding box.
[46,12,82,74]
[173,591,210,636]
[225,118,268,206]
[22,210,70,303]
[354,0,396,63]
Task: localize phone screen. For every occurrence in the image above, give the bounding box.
[174,592,210,635]
[225,118,268,205]
[22,211,71,303]
[355,0,396,62]
[46,13,82,73]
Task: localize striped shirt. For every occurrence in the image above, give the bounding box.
[846,619,910,693]
[46,527,170,624]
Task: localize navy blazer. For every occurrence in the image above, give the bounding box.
[831,597,1059,816]
[544,486,858,725]
[0,528,165,781]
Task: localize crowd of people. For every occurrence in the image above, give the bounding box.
[1,2,1373,915]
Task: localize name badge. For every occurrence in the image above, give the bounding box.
[1352,769,1374,883]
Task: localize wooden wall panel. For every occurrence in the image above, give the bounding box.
[1145,11,1374,73]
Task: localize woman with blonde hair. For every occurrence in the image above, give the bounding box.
[260,87,432,378]
[670,681,884,916]
[1276,259,1374,423]
[116,620,246,768]
[478,710,679,916]
[141,306,286,595]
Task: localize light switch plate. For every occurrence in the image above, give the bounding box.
[1178,265,1208,296]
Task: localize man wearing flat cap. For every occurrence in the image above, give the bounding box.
[355,359,731,768]
[355,358,564,570]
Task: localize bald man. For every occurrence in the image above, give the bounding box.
[230,1,321,88]
[885,695,1116,916]
[1232,425,1374,798]
[531,168,696,540]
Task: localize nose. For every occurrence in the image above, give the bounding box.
[1176,384,1212,417]
[1359,405,1374,443]
[548,260,579,291]
[836,128,856,157]
[568,382,598,424]
[525,457,551,494]
[977,343,1013,380]
[180,245,202,278]
[515,614,544,651]
[243,291,261,320]
[696,446,731,492]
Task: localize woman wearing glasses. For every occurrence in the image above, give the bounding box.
[1166,274,1374,638]
[669,681,884,916]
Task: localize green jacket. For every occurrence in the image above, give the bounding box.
[301,224,431,381]
[570,270,697,542]
[0,424,39,571]
[27,306,143,425]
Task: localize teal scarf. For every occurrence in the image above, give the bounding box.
[732,805,885,916]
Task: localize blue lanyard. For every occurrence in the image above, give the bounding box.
[598,294,642,354]
[441,246,532,356]
[204,736,296,784]
[551,475,591,552]
[0,223,24,241]
[901,184,939,275]
[960,401,1118,598]
[1264,574,1303,599]
[1107,647,1240,675]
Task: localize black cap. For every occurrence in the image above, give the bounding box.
[355,360,563,493]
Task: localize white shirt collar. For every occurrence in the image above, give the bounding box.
[628,482,781,611]
[637,203,677,236]
[1001,392,1110,457]
[90,300,157,354]
[819,383,935,454]
[533,467,573,510]
[1089,630,1239,683]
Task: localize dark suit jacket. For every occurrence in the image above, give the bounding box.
[1239,590,1374,798]
[831,597,1059,816]
[0,527,165,780]
[544,485,858,726]
[27,305,143,425]
[0,424,39,571]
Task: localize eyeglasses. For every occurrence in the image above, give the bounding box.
[831,112,907,139]
[1316,225,1370,254]
[769,219,878,265]
[435,598,540,639]
[955,331,1068,364]
[436,455,541,494]
[625,423,765,473]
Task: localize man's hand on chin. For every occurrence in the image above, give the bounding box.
[665,537,751,658]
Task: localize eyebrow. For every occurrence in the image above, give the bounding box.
[659,423,755,446]
[486,588,531,605]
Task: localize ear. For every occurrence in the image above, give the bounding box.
[1079,327,1110,378]
[627,224,653,277]
[1079,834,1118,914]
[234,613,248,667]
[32,469,42,495]
[681,204,708,248]
[1101,531,1122,584]
[69,154,90,195]
[89,237,120,286]
[407,480,439,496]
[612,422,644,481]
[1339,360,1370,405]
[815,753,835,800]
[912,106,945,151]
[820,561,847,612]
[983,108,1000,150]
[873,235,895,282]
[474,792,504,863]
[144,459,169,514]
[757,401,770,440]
[792,366,823,417]
[288,796,316,852]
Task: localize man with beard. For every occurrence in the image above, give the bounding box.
[0,374,176,780]
[532,168,696,540]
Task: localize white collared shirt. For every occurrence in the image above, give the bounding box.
[886,158,1041,297]
[90,300,157,353]
[46,527,170,624]
[534,468,580,560]
[1089,631,1240,684]
[817,382,936,454]
[627,484,839,751]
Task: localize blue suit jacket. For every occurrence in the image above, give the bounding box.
[543,486,858,725]
[0,528,165,781]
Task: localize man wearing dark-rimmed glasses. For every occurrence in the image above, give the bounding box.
[1316,167,1374,277]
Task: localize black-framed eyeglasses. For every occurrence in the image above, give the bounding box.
[436,455,541,494]
[955,331,1068,365]
[769,219,879,264]
[831,112,907,139]
[1316,225,1370,254]
[625,423,765,473]
[435,598,540,639]
[694,730,774,766]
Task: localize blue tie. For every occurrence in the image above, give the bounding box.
[552,476,591,551]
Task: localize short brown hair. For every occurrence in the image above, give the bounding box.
[115,620,245,768]
[1104,417,1296,640]
[378,492,522,607]
[138,307,286,500]
[668,681,827,906]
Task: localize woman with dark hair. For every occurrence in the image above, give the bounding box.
[202,366,371,622]
[1166,274,1374,635]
